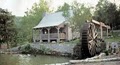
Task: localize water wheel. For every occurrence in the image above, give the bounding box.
[81,22,107,58]
[81,22,98,58]
[73,22,106,59]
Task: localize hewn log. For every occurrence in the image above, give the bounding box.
[70,57,120,64]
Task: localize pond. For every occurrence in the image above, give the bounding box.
[0,54,71,65]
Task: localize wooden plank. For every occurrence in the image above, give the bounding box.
[70,57,120,64]
[92,20,110,29]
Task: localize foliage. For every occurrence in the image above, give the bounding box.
[20,44,38,54]
[70,2,92,32]
[39,45,51,54]
[71,38,80,44]
[14,17,27,45]
[57,2,92,32]
[20,44,52,54]
[93,0,120,29]
[20,44,32,53]
[18,0,50,43]
[0,8,16,48]
[57,3,70,17]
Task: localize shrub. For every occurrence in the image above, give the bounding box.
[20,44,32,54]
[39,45,52,54]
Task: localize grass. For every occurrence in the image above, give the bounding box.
[105,32,120,42]
[105,37,120,42]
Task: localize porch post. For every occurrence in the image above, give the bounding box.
[107,28,108,37]
[32,29,36,43]
[57,27,60,42]
[47,28,50,43]
[100,22,103,38]
[39,29,42,43]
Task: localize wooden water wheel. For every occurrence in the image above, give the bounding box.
[81,22,106,58]
[81,22,98,58]
[73,21,106,59]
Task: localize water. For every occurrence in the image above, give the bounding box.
[0,54,70,65]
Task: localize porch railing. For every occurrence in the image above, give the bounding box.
[41,33,65,40]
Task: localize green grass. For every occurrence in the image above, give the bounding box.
[105,37,120,42]
[105,32,120,42]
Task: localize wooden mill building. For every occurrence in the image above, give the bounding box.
[33,10,73,43]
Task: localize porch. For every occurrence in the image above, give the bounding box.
[33,26,67,43]
[41,33,66,41]
[41,33,66,42]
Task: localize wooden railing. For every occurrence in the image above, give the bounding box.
[41,34,48,40]
[59,33,66,39]
[41,33,65,40]
[50,33,58,39]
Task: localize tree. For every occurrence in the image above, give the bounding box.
[93,0,108,23]
[57,3,70,17]
[0,8,15,48]
[93,0,119,29]
[115,6,120,29]
[19,0,50,43]
[70,2,92,32]
[57,2,92,32]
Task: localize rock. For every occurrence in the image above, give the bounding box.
[72,43,82,59]
[51,41,56,43]
[99,53,106,58]
[111,42,118,49]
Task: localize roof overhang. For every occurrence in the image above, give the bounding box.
[92,20,110,29]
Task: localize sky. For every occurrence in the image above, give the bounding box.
[0,0,119,16]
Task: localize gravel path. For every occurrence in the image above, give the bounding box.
[31,43,76,53]
[8,43,76,54]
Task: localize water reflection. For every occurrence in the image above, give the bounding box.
[0,54,70,65]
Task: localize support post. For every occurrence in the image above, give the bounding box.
[57,27,60,42]
[47,28,50,43]
[39,29,42,43]
[100,22,103,38]
[107,28,108,37]
[32,29,35,43]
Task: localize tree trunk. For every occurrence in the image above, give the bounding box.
[0,44,1,49]
[7,42,9,49]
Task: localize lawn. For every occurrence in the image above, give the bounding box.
[105,32,120,42]
[105,37,120,42]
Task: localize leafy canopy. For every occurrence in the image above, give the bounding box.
[18,0,50,43]
[70,2,92,32]
[0,8,16,48]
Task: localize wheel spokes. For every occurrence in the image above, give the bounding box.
[88,40,96,55]
[88,23,97,56]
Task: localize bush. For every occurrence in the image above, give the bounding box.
[20,44,32,54]
[71,38,80,44]
[20,44,39,54]
[19,44,52,54]
[39,45,52,54]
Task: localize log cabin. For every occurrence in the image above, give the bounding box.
[33,10,73,43]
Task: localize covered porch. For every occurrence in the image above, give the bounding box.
[33,26,67,43]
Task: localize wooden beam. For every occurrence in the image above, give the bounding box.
[47,28,50,43]
[39,29,42,43]
[70,57,120,64]
[92,20,110,29]
[100,22,103,38]
[32,29,36,43]
[57,27,60,42]
[107,28,109,37]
